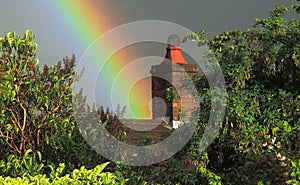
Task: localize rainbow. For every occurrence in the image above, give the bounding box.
[37,0,151,118]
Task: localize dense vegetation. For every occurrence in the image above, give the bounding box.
[0,2,299,185]
[186,3,300,184]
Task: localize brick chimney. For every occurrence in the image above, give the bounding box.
[151,45,198,124]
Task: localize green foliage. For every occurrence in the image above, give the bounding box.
[0,71,12,95]
[0,162,127,185]
[288,159,300,184]
[0,149,43,177]
[138,134,155,145]
[197,167,222,185]
[0,30,77,157]
[116,157,199,185]
[0,2,299,184]
[166,87,180,101]
[0,31,109,172]
[185,2,300,184]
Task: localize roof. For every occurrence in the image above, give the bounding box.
[120,119,172,132]
[118,119,173,145]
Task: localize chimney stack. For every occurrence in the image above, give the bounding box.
[151,45,198,125]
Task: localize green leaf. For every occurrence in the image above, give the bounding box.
[291,160,298,168]
[283,121,292,133]
[0,86,9,94]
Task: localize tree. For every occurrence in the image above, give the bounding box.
[187,3,300,184]
[0,30,76,157]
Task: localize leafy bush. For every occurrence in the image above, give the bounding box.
[186,3,300,184]
[0,30,76,157]
[0,31,111,172]
[0,162,127,185]
[0,149,44,177]
[288,159,300,184]
[116,157,199,185]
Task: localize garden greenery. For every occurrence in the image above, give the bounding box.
[0,2,299,185]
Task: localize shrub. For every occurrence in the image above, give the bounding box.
[186,3,300,184]
[0,30,76,157]
[0,31,108,172]
[0,162,127,185]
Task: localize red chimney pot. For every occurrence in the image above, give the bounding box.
[164,45,188,64]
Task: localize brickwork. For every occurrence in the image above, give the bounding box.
[151,46,198,121]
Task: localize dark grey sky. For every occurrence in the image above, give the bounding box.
[0,0,296,65]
